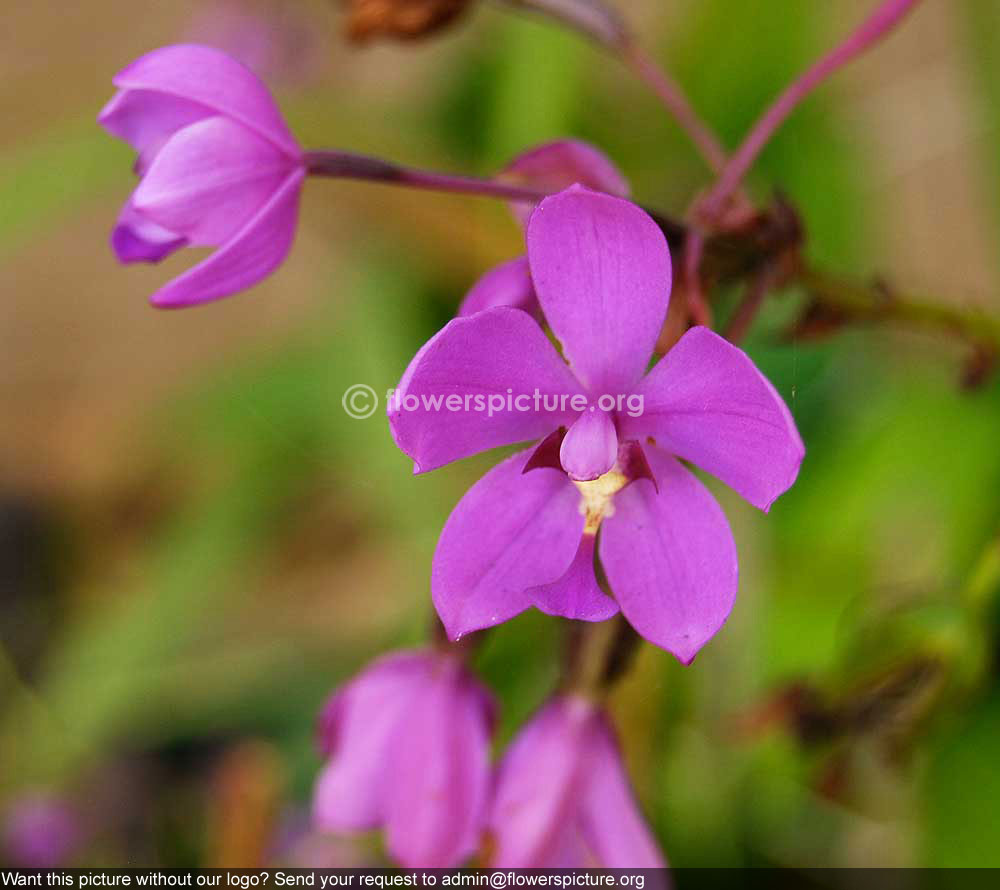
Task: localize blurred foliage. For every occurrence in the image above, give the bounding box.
[1,0,999,870]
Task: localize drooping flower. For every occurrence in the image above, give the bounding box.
[2,792,81,867]
[458,140,629,317]
[99,44,305,308]
[489,696,665,867]
[312,649,494,867]
[390,186,804,663]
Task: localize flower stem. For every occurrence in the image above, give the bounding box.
[683,231,713,328]
[702,0,923,217]
[724,262,781,344]
[306,149,685,234]
[497,0,628,48]
[622,43,728,175]
[497,0,727,174]
[305,150,553,204]
[598,617,643,692]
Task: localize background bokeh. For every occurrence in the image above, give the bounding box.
[2,0,1000,869]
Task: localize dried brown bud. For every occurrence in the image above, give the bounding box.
[341,0,472,43]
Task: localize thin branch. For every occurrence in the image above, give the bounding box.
[622,43,728,174]
[702,0,923,217]
[683,230,713,328]
[497,0,728,174]
[598,617,643,692]
[305,150,555,203]
[498,0,628,47]
[794,264,1000,352]
[725,262,780,344]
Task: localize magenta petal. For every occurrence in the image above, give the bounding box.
[490,698,665,868]
[111,199,187,263]
[133,116,294,246]
[620,326,805,511]
[527,187,671,395]
[389,308,586,473]
[559,408,618,481]
[458,255,538,317]
[432,450,583,640]
[579,717,667,867]
[149,168,303,308]
[490,699,591,867]
[384,661,493,867]
[98,89,213,174]
[529,534,619,622]
[111,43,299,158]
[599,446,738,664]
[505,140,630,228]
[313,651,431,830]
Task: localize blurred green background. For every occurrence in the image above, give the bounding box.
[1,0,999,869]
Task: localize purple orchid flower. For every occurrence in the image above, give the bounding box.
[458,140,629,317]
[99,44,305,308]
[312,649,494,867]
[389,186,804,663]
[490,696,665,867]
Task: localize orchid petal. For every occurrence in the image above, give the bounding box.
[620,326,804,511]
[580,717,667,867]
[504,140,630,228]
[528,533,619,622]
[490,699,591,867]
[458,255,538,317]
[313,652,431,830]
[111,198,187,263]
[432,450,583,640]
[133,116,294,246]
[385,661,493,867]
[389,308,585,473]
[149,167,303,308]
[111,43,299,158]
[600,446,738,664]
[98,89,213,174]
[527,187,671,395]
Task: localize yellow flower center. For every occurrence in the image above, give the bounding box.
[574,468,629,534]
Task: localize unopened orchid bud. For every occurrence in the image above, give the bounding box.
[313,648,494,867]
[490,696,665,867]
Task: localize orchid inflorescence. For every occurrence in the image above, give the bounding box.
[98,0,939,869]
